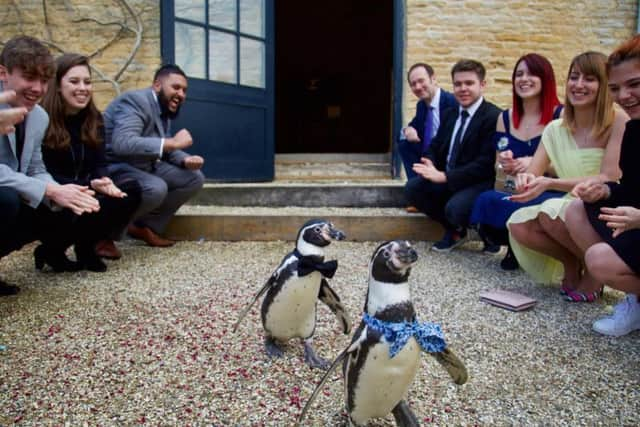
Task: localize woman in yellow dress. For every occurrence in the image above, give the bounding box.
[507,51,628,301]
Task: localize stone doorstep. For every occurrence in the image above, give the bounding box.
[165,206,443,242]
[192,181,407,207]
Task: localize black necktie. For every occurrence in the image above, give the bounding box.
[293,249,338,278]
[14,122,25,169]
[448,110,469,171]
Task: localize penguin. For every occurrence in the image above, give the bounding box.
[297,240,468,426]
[233,219,351,369]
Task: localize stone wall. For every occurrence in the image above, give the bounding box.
[405,0,638,119]
[0,0,161,110]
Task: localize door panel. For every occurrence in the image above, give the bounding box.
[162,0,274,182]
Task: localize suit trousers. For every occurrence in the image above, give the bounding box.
[107,161,204,233]
[404,177,492,231]
[397,139,422,180]
[0,187,69,258]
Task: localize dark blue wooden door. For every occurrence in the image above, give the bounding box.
[161,0,274,182]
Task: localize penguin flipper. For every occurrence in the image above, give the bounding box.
[296,348,350,426]
[232,275,275,333]
[318,278,352,334]
[429,347,468,385]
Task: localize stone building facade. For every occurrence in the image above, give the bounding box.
[0,0,637,139]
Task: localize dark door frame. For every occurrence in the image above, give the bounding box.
[391,0,405,179]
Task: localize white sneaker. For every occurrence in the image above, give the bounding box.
[592,294,640,337]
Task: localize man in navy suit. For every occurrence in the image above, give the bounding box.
[398,63,458,183]
[0,36,99,295]
[405,59,501,252]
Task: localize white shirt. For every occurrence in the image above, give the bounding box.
[152,91,166,156]
[446,96,484,165]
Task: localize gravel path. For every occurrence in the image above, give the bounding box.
[1,239,639,425]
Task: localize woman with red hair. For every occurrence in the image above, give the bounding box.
[470,53,563,270]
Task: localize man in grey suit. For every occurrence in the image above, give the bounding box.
[0,36,100,295]
[103,64,204,247]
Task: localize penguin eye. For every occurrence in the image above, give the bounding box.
[382,249,391,258]
[314,226,321,233]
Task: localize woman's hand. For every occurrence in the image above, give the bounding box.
[91,177,127,198]
[510,174,549,203]
[599,206,640,237]
[571,178,610,203]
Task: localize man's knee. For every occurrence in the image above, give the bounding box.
[185,169,205,193]
[404,177,425,205]
[142,178,169,209]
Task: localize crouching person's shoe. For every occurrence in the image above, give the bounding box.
[127,224,175,247]
[0,278,19,296]
[95,240,122,260]
[431,229,468,253]
[593,294,640,337]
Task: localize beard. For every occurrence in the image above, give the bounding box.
[157,89,182,120]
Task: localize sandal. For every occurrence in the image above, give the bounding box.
[560,284,575,296]
[564,288,603,303]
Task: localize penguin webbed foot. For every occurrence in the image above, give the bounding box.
[391,400,420,427]
[265,336,285,358]
[303,340,330,370]
[432,347,468,385]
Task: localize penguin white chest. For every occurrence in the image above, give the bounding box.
[349,337,421,424]
[264,272,322,340]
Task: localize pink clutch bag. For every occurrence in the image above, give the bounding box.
[479,289,537,311]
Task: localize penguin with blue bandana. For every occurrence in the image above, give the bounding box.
[233,219,351,369]
[298,240,468,426]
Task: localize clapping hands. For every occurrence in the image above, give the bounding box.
[91,177,127,198]
[0,91,27,135]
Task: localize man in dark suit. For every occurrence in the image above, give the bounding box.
[405,59,501,252]
[398,63,458,183]
[103,64,204,249]
[0,36,100,295]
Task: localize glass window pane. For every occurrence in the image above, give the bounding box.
[240,37,264,88]
[175,23,206,79]
[175,0,205,23]
[209,0,236,31]
[209,30,237,84]
[240,0,264,37]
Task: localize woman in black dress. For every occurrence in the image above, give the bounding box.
[566,35,640,336]
[37,53,141,272]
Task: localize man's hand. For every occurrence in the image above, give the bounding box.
[90,177,127,198]
[599,206,640,238]
[183,155,204,170]
[45,183,100,215]
[572,179,610,203]
[412,157,446,183]
[164,128,193,152]
[0,91,27,135]
[403,126,420,143]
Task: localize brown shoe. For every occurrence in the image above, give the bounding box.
[95,239,122,260]
[406,205,419,213]
[127,224,175,247]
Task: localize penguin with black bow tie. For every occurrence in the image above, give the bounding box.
[233,219,351,369]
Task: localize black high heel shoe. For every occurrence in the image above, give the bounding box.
[34,245,81,272]
[75,245,107,273]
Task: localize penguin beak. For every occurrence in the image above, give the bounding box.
[329,227,346,241]
[397,247,418,264]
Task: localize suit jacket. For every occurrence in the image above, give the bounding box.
[103,88,188,171]
[425,99,501,193]
[405,89,458,143]
[0,100,55,208]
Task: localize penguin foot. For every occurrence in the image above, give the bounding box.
[391,400,420,427]
[265,337,285,358]
[303,341,330,370]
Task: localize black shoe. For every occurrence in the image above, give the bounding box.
[0,279,19,296]
[75,245,107,273]
[482,243,501,254]
[500,247,519,270]
[432,229,468,253]
[34,245,81,272]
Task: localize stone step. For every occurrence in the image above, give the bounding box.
[165,206,443,242]
[192,181,407,207]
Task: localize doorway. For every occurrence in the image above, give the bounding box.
[274,1,394,154]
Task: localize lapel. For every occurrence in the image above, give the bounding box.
[147,89,166,138]
[458,100,486,151]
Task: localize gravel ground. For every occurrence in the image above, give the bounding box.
[1,239,639,426]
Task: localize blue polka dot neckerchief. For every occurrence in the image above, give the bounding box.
[362,312,447,358]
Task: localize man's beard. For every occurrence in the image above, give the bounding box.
[158,89,182,120]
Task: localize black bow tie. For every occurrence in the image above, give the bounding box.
[293,249,338,278]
